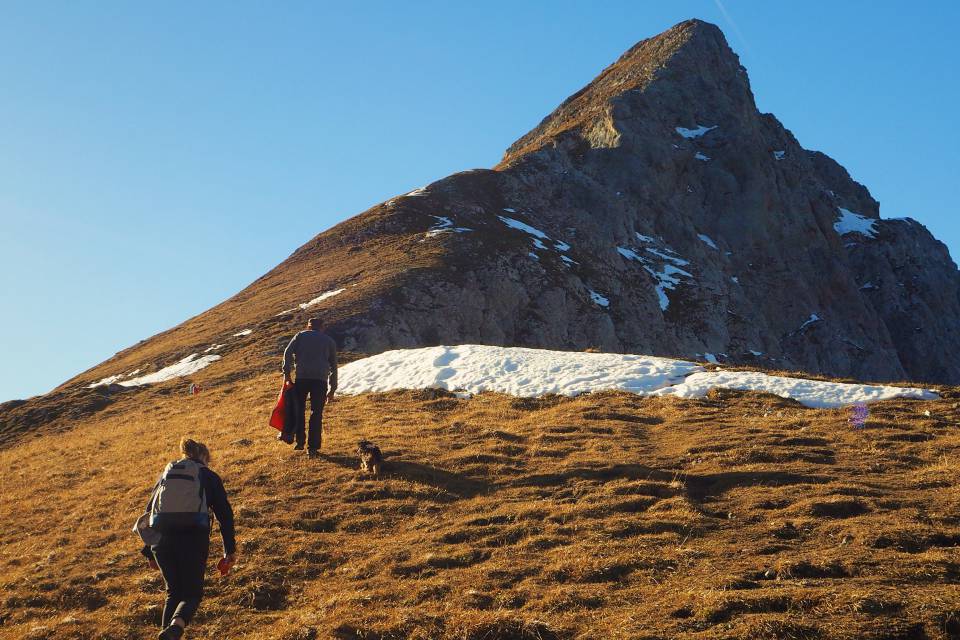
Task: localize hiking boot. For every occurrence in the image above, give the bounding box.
[307,449,320,459]
[277,433,294,444]
[293,443,304,451]
[158,624,184,640]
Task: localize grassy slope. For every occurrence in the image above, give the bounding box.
[1,373,959,640]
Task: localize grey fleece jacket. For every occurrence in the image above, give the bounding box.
[282,330,338,388]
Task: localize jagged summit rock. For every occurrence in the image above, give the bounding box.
[500,19,750,166]
[25,19,960,420]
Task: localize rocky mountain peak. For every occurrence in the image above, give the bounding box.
[14,18,957,439]
[499,19,752,167]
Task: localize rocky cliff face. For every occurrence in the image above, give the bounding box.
[318,19,959,384]
[29,19,960,414]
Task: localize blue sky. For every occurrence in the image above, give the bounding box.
[1,1,957,402]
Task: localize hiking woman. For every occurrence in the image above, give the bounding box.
[141,438,237,640]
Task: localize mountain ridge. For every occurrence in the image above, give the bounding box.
[3,18,959,444]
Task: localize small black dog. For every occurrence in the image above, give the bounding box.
[355,440,384,475]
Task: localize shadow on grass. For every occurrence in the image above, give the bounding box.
[685,471,833,500]
[323,454,488,498]
[511,463,675,488]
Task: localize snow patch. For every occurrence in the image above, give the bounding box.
[675,124,717,139]
[90,354,221,389]
[749,350,763,356]
[773,150,785,160]
[697,234,718,250]
[339,345,700,398]
[798,314,821,332]
[619,236,694,311]
[337,345,937,408]
[498,215,574,262]
[426,215,472,237]
[731,276,739,284]
[204,344,225,353]
[299,288,346,310]
[645,247,689,266]
[694,152,710,161]
[589,290,610,308]
[88,371,130,388]
[119,354,222,387]
[834,208,877,238]
[233,329,253,337]
[660,370,937,409]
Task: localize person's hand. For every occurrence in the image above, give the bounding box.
[283,374,292,385]
[222,552,238,575]
[148,557,159,571]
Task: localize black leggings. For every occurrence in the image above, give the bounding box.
[152,529,210,627]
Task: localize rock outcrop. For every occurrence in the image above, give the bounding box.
[318,19,959,384]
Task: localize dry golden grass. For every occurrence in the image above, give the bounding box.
[1,374,959,639]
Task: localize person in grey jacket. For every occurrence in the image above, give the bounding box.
[282,317,338,457]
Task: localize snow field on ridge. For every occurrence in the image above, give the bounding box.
[662,369,936,408]
[338,345,938,408]
[338,345,698,398]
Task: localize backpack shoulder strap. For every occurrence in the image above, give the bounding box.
[193,461,209,512]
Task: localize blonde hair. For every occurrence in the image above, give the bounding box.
[180,437,211,464]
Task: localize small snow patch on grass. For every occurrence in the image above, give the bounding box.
[697,233,718,249]
[299,288,346,310]
[89,354,222,388]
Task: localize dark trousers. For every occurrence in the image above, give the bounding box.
[152,529,210,627]
[295,378,327,450]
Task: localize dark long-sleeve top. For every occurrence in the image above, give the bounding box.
[281,329,338,388]
[141,463,236,558]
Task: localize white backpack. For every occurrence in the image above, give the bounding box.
[148,458,210,530]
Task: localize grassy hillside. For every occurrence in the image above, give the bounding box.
[1,372,958,639]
